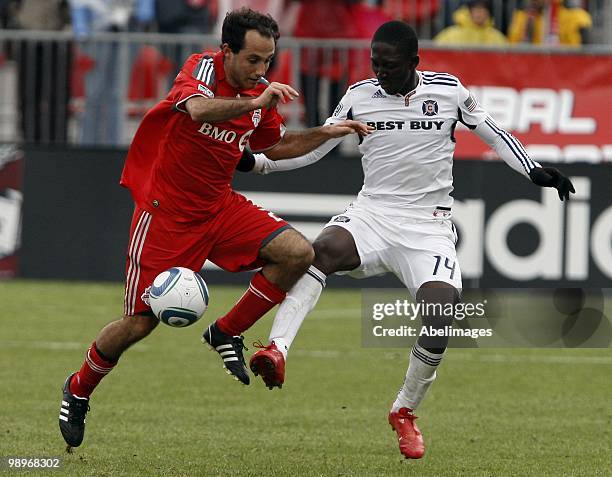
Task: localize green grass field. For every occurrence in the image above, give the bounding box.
[1,280,611,476]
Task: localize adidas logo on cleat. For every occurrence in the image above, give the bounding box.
[372,89,387,98]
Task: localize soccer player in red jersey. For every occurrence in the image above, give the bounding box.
[58,7,370,448]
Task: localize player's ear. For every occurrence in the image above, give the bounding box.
[412,55,420,69]
[221,43,232,59]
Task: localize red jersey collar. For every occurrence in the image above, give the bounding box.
[213,50,226,83]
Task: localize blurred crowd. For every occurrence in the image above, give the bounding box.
[0,0,598,45]
[0,0,603,144]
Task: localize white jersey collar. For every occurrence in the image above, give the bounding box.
[394,71,421,105]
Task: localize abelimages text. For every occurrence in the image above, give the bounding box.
[372,325,493,339]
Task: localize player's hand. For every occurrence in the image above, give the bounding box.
[255,82,299,109]
[324,120,374,138]
[528,167,575,201]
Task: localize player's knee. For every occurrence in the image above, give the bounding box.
[417,282,458,330]
[313,238,358,274]
[417,283,459,308]
[288,238,314,273]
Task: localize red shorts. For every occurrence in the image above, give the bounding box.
[124,191,291,316]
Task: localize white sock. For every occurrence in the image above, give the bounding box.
[269,265,326,359]
[391,344,445,412]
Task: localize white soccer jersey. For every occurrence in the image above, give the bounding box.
[323,71,538,216]
[255,70,540,218]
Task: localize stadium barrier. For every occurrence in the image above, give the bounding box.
[0,31,612,162]
[0,144,22,278]
[11,144,612,289]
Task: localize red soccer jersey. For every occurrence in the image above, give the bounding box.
[120,51,284,221]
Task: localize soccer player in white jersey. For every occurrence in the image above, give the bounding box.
[246,21,575,459]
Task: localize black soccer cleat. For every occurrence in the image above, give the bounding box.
[202,322,250,385]
[58,373,90,448]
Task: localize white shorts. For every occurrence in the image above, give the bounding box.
[324,200,461,294]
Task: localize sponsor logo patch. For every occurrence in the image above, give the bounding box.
[198,84,214,98]
[333,215,351,223]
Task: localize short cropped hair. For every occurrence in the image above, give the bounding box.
[372,21,419,58]
[221,7,280,53]
[468,0,492,12]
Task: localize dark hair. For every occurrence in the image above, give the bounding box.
[467,0,492,12]
[372,21,419,58]
[221,7,280,53]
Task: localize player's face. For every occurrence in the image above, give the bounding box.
[371,42,418,96]
[223,30,275,90]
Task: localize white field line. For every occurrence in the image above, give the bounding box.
[0,340,150,352]
[309,308,362,319]
[4,340,606,365]
[291,349,612,365]
[450,353,612,365]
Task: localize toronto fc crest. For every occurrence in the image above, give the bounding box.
[252,108,262,127]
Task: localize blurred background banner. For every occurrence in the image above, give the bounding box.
[421,49,612,162]
[0,144,23,278]
[0,0,610,287]
[17,146,612,288]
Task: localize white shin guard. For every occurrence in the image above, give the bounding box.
[392,344,444,412]
[269,266,326,358]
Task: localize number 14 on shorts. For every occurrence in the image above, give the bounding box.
[433,255,456,280]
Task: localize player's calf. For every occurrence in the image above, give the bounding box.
[95,313,159,361]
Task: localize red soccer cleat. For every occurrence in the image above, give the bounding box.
[388,407,425,459]
[249,341,285,390]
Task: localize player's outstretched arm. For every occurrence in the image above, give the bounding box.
[185,96,262,123]
[235,121,371,175]
[264,121,372,160]
[185,82,299,123]
[473,119,575,201]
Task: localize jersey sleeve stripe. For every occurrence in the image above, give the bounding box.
[195,58,214,82]
[202,63,213,83]
[506,130,537,170]
[195,59,206,80]
[487,118,537,170]
[485,118,534,174]
[423,72,456,79]
[204,63,215,85]
[423,73,458,83]
[349,79,379,90]
[423,80,458,86]
[195,58,210,80]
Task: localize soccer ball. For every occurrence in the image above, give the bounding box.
[149,267,209,327]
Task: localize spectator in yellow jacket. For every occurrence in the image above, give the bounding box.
[507,0,592,46]
[434,0,507,46]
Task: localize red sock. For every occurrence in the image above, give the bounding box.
[69,342,117,398]
[217,272,286,335]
